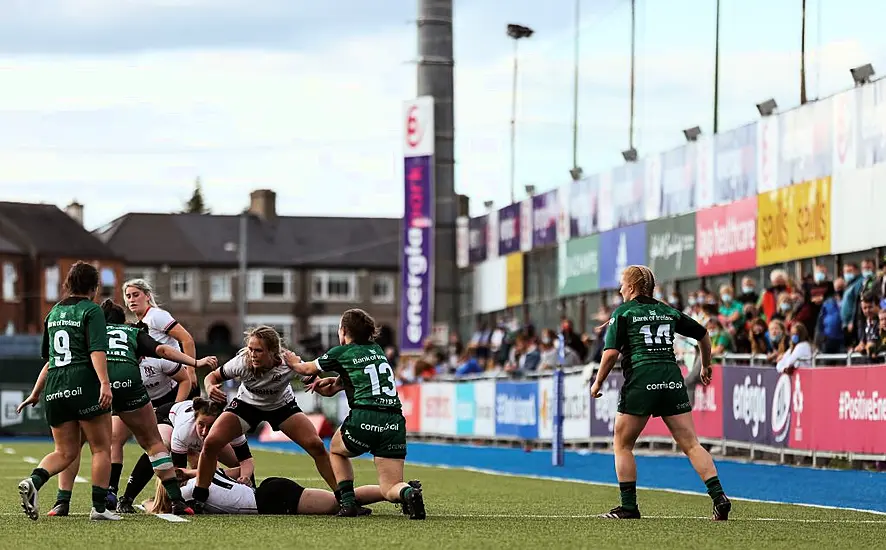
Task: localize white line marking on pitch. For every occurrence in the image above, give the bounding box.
[404,514,886,524]
[4,448,16,454]
[74,475,87,483]
[156,513,189,523]
[22,456,38,465]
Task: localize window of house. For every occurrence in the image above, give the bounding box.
[210,273,232,302]
[311,271,357,302]
[123,268,155,286]
[100,267,116,299]
[247,269,293,301]
[45,265,60,302]
[170,271,194,301]
[309,315,341,348]
[2,262,17,302]
[371,274,395,304]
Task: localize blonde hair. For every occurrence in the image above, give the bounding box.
[622,265,656,298]
[147,478,172,514]
[237,325,284,375]
[122,278,159,308]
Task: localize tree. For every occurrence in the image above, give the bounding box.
[183,177,210,214]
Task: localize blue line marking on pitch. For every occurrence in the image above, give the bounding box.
[251,440,886,513]
[6,435,885,513]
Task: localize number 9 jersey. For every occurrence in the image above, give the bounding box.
[316,343,401,411]
[603,295,707,380]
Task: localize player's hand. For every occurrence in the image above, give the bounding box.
[237,475,253,487]
[208,383,227,404]
[99,382,113,410]
[281,349,301,368]
[196,356,218,369]
[16,393,40,414]
[700,364,713,386]
[590,380,603,398]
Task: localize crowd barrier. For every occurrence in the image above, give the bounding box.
[345,363,886,462]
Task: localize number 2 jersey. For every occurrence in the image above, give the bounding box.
[603,295,707,382]
[316,343,401,411]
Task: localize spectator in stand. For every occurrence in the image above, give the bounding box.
[706,318,732,357]
[454,344,484,377]
[840,263,861,338]
[446,333,463,371]
[590,305,611,363]
[795,264,834,338]
[853,293,881,361]
[877,310,886,360]
[771,292,795,325]
[842,260,875,348]
[505,330,540,373]
[776,323,813,374]
[653,286,664,301]
[718,284,743,333]
[874,259,886,308]
[537,329,581,370]
[560,319,587,362]
[749,318,772,356]
[759,269,790,322]
[816,285,845,354]
[738,277,759,306]
[766,320,788,363]
[384,346,399,370]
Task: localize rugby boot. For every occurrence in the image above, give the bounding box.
[335,488,372,516]
[405,486,426,520]
[105,490,119,511]
[712,494,732,521]
[598,506,641,519]
[336,503,361,517]
[186,499,206,514]
[47,500,70,517]
[116,496,136,514]
[171,499,195,516]
[400,480,422,516]
[18,478,39,521]
[90,507,122,521]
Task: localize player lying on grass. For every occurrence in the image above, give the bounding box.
[146,468,390,516]
[115,396,256,513]
[287,308,426,519]
[190,325,339,514]
[590,264,731,521]
[19,299,217,518]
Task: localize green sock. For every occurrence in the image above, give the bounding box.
[92,485,108,513]
[337,480,356,507]
[29,468,50,491]
[162,478,183,501]
[398,485,414,503]
[619,481,638,510]
[704,476,724,499]
[56,489,73,503]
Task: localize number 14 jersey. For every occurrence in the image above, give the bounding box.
[317,343,401,411]
[603,295,707,379]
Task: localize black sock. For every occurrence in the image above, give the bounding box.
[108,463,123,494]
[619,481,638,510]
[334,489,342,504]
[92,485,108,513]
[338,481,355,507]
[122,453,154,501]
[192,486,209,503]
[29,468,50,491]
[704,476,725,499]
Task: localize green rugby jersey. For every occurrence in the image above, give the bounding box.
[106,323,163,368]
[317,343,401,410]
[42,297,107,370]
[603,295,707,380]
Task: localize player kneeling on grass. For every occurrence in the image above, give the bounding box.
[287,308,426,519]
[590,265,731,521]
[146,468,386,515]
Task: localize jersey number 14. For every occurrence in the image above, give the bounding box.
[639,324,673,345]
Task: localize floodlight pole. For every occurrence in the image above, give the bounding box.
[629,0,636,150]
[800,0,808,105]
[713,0,721,133]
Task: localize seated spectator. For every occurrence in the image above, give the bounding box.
[454,344,484,377]
[653,285,664,301]
[749,319,772,356]
[759,269,790,322]
[718,284,743,333]
[667,290,683,310]
[738,276,759,305]
[854,293,881,360]
[560,318,587,361]
[537,328,581,370]
[706,318,732,357]
[772,292,794,324]
[816,289,845,354]
[446,333,463,370]
[505,331,540,373]
[776,323,813,374]
[767,319,788,363]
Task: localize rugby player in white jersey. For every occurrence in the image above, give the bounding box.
[189,326,340,513]
[146,469,386,516]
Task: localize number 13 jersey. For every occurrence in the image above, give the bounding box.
[316,343,401,411]
[603,295,707,381]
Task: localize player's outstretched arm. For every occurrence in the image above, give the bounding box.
[282,349,320,376]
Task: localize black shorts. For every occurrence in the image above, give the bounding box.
[155,402,175,427]
[225,399,302,432]
[151,389,176,409]
[255,477,305,515]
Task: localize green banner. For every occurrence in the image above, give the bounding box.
[558,234,600,297]
[646,213,697,282]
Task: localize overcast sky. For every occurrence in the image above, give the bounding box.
[0,0,884,230]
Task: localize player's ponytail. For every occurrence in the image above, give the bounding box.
[100,299,127,324]
[340,308,380,345]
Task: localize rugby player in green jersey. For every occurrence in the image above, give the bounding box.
[591,265,731,521]
[16,262,117,520]
[287,308,426,519]
[19,300,218,517]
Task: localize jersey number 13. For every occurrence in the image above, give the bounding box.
[364,363,397,397]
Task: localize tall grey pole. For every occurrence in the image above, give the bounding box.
[237,212,248,338]
[510,37,519,205]
[571,0,581,174]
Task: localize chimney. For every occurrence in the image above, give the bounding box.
[65,201,84,226]
[248,189,277,221]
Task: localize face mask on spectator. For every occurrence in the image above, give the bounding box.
[844,272,856,282]
[741,286,755,295]
[863,269,874,279]
[780,302,792,312]
[688,297,697,306]
[654,291,663,300]
[541,335,552,345]
[721,293,732,303]
[772,333,783,342]
[668,295,679,306]
[814,272,826,283]
[791,334,800,344]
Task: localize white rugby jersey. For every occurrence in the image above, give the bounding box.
[169,401,247,454]
[180,470,257,515]
[219,354,306,411]
[139,307,185,399]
